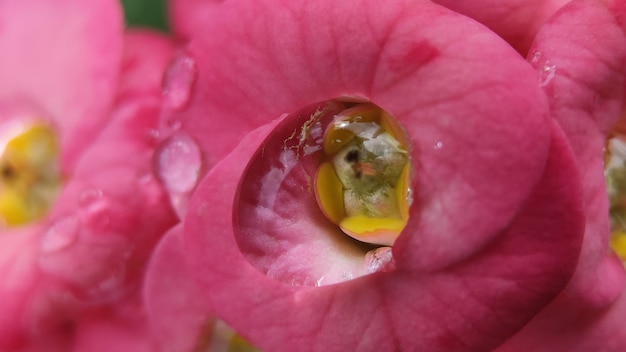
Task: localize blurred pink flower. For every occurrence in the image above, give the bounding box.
[0,1,177,350]
[145,0,590,350]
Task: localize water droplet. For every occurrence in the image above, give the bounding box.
[530,50,542,64]
[406,187,414,206]
[166,119,182,130]
[162,53,197,111]
[155,133,202,217]
[340,271,354,280]
[540,62,556,87]
[365,246,395,273]
[145,128,160,145]
[137,172,154,186]
[530,50,556,87]
[539,64,556,86]
[434,141,443,150]
[315,276,325,287]
[84,266,127,302]
[196,202,209,217]
[80,195,111,231]
[78,188,102,206]
[40,216,79,253]
[155,133,202,194]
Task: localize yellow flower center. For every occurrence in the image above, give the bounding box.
[0,123,61,226]
[314,103,411,246]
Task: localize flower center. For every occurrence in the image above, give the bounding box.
[315,104,410,246]
[0,122,61,226]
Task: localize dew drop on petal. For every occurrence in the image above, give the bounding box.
[162,53,197,111]
[84,264,127,302]
[365,246,395,273]
[235,99,412,286]
[40,216,79,253]
[154,133,202,216]
[78,188,103,206]
[539,63,556,87]
[530,50,542,64]
[155,134,202,194]
[166,119,183,131]
[79,195,111,231]
[529,50,556,87]
[138,172,154,186]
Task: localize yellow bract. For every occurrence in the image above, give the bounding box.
[611,232,626,261]
[0,124,61,226]
[340,215,406,246]
[314,104,410,246]
[314,162,345,224]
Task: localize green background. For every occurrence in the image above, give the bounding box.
[121,0,169,31]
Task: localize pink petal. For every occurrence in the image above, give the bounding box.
[0,228,46,349]
[72,296,156,352]
[143,225,214,352]
[528,0,626,306]
[169,0,556,271]
[0,0,124,170]
[116,30,175,102]
[168,0,222,40]
[497,281,626,352]
[433,0,570,55]
[183,117,584,350]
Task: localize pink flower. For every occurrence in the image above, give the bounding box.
[145,0,590,350]
[0,1,177,350]
[431,0,626,350]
